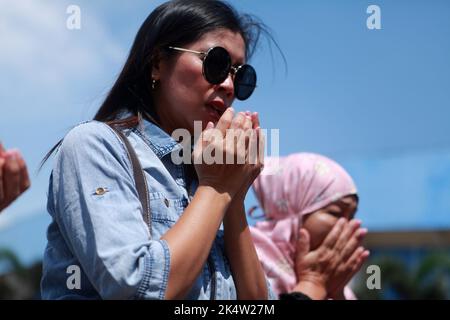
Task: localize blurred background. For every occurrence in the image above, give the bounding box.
[0,0,449,299]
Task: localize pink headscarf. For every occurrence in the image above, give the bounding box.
[249,153,358,298]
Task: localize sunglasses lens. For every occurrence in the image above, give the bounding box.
[234,64,257,100]
[203,47,231,85]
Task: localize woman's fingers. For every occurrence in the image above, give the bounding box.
[193,122,215,164]
[230,112,245,130]
[351,248,370,276]
[0,147,30,211]
[210,110,261,168]
[318,220,351,275]
[215,107,234,136]
[347,247,369,276]
[328,246,365,295]
[1,151,21,210]
[243,112,253,131]
[321,218,347,249]
[223,113,245,164]
[340,227,368,262]
[16,151,31,193]
[345,246,364,276]
[247,129,258,165]
[0,156,5,208]
[295,228,311,264]
[240,113,253,153]
[241,112,261,167]
[333,219,361,253]
[358,250,370,271]
[236,129,247,165]
[251,112,260,129]
[357,249,370,268]
[256,127,265,168]
[294,228,312,281]
[245,112,264,167]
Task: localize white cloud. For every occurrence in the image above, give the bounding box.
[0,0,127,230]
[0,0,126,89]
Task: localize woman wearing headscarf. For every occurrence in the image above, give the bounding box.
[250,153,370,300]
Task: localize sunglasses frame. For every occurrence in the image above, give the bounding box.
[168,46,257,100]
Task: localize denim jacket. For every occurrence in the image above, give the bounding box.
[41,119,273,300]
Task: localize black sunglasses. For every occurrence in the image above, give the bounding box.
[168,46,257,100]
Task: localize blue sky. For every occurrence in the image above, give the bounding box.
[1,0,449,266]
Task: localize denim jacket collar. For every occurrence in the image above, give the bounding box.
[138,119,183,159]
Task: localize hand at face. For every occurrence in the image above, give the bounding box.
[293,218,369,299]
[230,111,264,201]
[219,110,264,201]
[0,144,31,212]
[326,220,369,298]
[192,108,264,199]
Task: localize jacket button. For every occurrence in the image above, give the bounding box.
[164,198,170,207]
[95,187,108,195]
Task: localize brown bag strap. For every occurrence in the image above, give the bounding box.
[108,125,152,235]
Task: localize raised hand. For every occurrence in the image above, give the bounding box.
[192,108,264,200]
[293,219,369,299]
[0,143,31,212]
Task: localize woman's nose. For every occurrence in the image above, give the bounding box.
[217,73,234,98]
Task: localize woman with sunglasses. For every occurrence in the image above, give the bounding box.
[41,0,271,299]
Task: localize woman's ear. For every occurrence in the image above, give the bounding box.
[151,63,160,81]
[150,50,162,80]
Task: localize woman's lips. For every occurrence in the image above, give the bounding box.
[205,102,224,120]
[205,104,221,122]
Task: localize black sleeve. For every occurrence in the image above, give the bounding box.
[279,292,312,300]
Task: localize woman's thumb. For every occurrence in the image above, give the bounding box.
[295,228,311,261]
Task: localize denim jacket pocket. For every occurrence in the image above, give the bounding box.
[149,192,188,228]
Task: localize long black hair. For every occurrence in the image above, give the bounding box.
[41,0,283,168]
